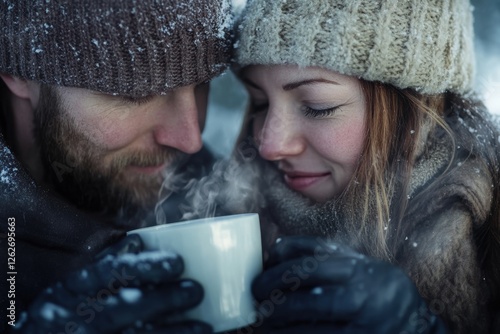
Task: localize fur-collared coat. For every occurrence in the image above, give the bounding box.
[230,97,500,333]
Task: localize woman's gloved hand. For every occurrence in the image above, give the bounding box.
[252,236,449,334]
[13,234,211,334]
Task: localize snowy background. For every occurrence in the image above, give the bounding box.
[472,0,500,116]
[204,0,500,158]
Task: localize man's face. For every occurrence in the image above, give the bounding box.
[35,83,209,213]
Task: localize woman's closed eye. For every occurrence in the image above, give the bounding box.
[301,105,340,119]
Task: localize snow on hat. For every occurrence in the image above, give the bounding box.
[0,0,233,96]
[236,0,475,95]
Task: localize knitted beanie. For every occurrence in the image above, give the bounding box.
[0,0,233,96]
[236,0,475,95]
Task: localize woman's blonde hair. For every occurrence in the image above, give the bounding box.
[347,80,449,260]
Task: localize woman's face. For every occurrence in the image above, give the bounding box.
[242,65,367,202]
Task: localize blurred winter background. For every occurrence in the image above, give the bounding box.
[204,0,500,158]
[472,0,500,116]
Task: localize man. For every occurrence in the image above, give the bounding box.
[0,1,232,332]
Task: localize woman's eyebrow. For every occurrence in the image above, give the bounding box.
[283,78,340,91]
[241,77,340,91]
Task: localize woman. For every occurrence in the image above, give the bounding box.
[232,0,500,333]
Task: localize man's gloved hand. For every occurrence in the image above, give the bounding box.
[252,236,449,334]
[13,234,211,334]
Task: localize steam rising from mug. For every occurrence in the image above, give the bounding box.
[155,156,269,224]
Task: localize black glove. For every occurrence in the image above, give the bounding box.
[251,236,449,334]
[13,234,212,334]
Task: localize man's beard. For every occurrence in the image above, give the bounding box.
[33,85,186,215]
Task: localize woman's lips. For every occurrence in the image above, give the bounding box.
[283,171,331,191]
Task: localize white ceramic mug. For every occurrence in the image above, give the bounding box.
[128,213,262,333]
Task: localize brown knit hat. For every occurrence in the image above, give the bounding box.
[0,0,233,96]
[236,0,475,95]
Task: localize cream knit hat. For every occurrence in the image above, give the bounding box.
[0,0,233,96]
[236,0,475,95]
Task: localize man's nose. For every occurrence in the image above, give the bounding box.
[257,107,305,161]
[153,85,204,154]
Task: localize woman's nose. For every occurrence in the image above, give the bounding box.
[257,108,305,161]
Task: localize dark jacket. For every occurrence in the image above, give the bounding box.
[250,97,500,333]
[0,133,215,333]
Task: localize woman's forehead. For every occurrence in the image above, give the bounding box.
[242,65,358,89]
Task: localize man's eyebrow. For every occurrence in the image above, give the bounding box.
[283,78,340,91]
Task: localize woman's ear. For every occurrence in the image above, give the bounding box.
[0,74,40,107]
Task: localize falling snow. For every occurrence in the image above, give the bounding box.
[0,145,20,189]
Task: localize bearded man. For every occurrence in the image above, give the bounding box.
[0,1,232,333]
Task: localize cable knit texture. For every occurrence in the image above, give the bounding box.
[236,0,475,94]
[0,0,233,96]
